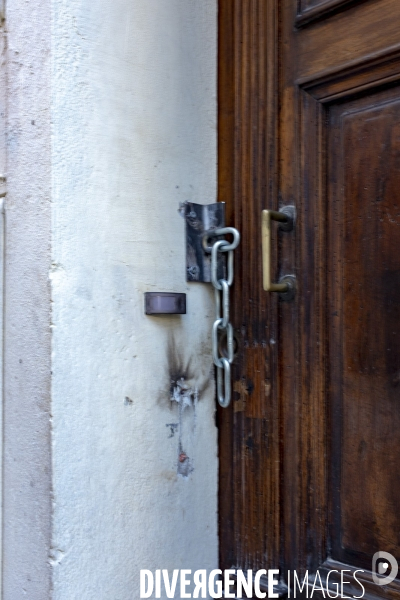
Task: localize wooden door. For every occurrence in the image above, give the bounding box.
[218,1,400,597]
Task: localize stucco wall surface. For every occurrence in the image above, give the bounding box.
[3,0,52,597]
[51,1,218,599]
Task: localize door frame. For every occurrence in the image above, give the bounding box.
[217,0,282,574]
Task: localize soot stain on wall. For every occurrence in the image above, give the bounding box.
[167,335,195,402]
[159,333,213,477]
[157,333,212,409]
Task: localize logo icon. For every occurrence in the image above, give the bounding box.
[372,552,398,586]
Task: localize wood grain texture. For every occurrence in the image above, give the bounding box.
[219,0,400,594]
[298,0,400,79]
[329,88,400,568]
[218,0,280,572]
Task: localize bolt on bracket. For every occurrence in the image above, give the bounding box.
[180,201,226,283]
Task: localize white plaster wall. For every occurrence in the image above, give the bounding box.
[3,0,52,597]
[51,1,218,599]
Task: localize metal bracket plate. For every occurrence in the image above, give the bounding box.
[180,201,226,282]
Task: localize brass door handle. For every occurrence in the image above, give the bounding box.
[261,206,295,294]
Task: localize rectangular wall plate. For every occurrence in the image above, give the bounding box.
[145,292,186,315]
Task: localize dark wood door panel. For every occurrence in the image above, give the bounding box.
[298,0,400,80]
[219,0,400,595]
[285,3,400,587]
[329,88,400,570]
[291,76,400,594]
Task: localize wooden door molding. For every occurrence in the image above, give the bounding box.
[296,0,363,28]
[218,0,280,572]
[299,45,400,101]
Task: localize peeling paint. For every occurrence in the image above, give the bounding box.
[166,423,179,438]
[161,333,212,407]
[234,378,248,412]
[171,377,197,477]
[177,449,192,477]
[171,377,198,409]
[161,333,216,476]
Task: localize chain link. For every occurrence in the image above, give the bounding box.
[207,227,240,408]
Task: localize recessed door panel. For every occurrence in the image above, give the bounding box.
[329,90,400,568]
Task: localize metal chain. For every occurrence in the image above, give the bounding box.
[206,227,240,408]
